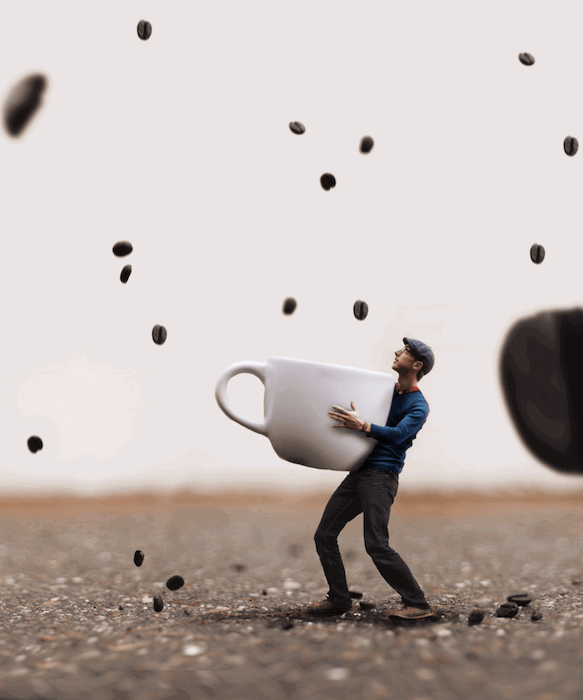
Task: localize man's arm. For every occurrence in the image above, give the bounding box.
[366,406,428,444]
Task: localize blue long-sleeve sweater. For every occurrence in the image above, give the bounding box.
[363,386,429,474]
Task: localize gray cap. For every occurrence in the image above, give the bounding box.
[403,337,435,375]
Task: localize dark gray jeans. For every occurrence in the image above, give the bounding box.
[314,466,429,608]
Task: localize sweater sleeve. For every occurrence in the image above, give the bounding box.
[368,403,428,445]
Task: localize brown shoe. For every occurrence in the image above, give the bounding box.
[301,598,353,615]
[387,605,435,620]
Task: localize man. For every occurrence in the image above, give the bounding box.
[301,338,435,620]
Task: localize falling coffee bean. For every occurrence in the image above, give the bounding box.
[518,53,535,66]
[467,609,485,625]
[507,594,532,607]
[564,136,578,156]
[27,436,43,454]
[166,575,184,591]
[153,594,164,612]
[530,244,545,264]
[495,602,519,618]
[289,121,305,135]
[137,20,152,40]
[360,136,374,154]
[353,300,368,321]
[133,550,145,567]
[283,297,297,315]
[152,325,167,345]
[113,241,133,257]
[120,265,132,284]
[3,73,47,137]
[320,173,336,191]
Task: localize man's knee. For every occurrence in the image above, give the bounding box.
[314,529,336,548]
[364,538,392,558]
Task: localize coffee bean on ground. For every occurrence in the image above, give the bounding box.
[349,591,363,599]
[320,173,336,191]
[283,297,297,315]
[27,436,43,454]
[468,609,485,625]
[289,122,305,135]
[359,601,375,610]
[166,575,184,591]
[496,602,519,618]
[4,74,47,137]
[153,594,164,612]
[353,300,368,320]
[360,136,374,154]
[232,564,246,572]
[137,20,152,40]
[518,53,535,66]
[507,594,532,606]
[133,550,145,567]
[281,621,295,630]
[530,244,545,264]
[499,307,583,473]
[564,136,578,156]
[118,605,124,611]
[113,241,133,257]
[120,265,132,283]
[531,610,543,621]
[152,325,167,345]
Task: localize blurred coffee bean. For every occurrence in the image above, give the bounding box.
[531,609,543,621]
[289,122,305,135]
[153,594,164,612]
[152,325,167,345]
[507,593,532,606]
[232,564,246,572]
[495,602,519,618]
[113,241,133,257]
[467,609,485,625]
[320,173,336,191]
[262,590,268,596]
[564,136,578,156]
[120,265,132,284]
[359,601,375,609]
[360,136,374,154]
[499,307,583,473]
[518,53,535,66]
[349,591,363,599]
[281,621,295,630]
[353,300,368,321]
[27,436,43,454]
[3,74,47,137]
[134,550,145,567]
[530,244,545,264]
[283,297,297,315]
[166,575,184,591]
[137,20,152,40]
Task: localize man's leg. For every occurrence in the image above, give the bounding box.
[358,468,430,609]
[313,472,363,605]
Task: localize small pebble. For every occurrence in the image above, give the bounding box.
[360,136,374,154]
[289,121,305,135]
[282,297,297,315]
[3,73,47,137]
[183,643,206,656]
[496,602,519,618]
[137,20,152,40]
[153,595,164,612]
[530,244,545,264]
[531,610,543,621]
[320,173,336,191]
[133,551,145,567]
[507,594,532,607]
[468,610,484,625]
[166,575,184,591]
[572,580,582,586]
[120,265,132,284]
[353,300,368,321]
[152,325,167,345]
[27,436,43,454]
[325,668,349,682]
[113,241,133,257]
[518,52,535,66]
[564,136,578,156]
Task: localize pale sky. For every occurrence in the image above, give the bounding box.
[1,0,583,497]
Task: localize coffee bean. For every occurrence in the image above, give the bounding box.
[353,300,368,321]
[531,609,543,621]
[507,594,532,607]
[320,173,336,191]
[518,53,535,66]
[152,325,167,345]
[495,602,519,618]
[359,601,375,609]
[360,136,374,154]
[262,590,268,596]
[467,610,484,625]
[564,136,578,156]
[232,564,246,572]
[283,297,297,315]
[118,605,124,611]
[530,244,545,264]
[3,74,47,137]
[137,20,152,41]
[27,436,43,454]
[499,307,583,473]
[281,621,295,630]
[133,550,145,567]
[349,591,363,599]
[153,594,164,612]
[289,121,305,135]
[120,265,132,284]
[113,241,133,257]
[166,575,184,591]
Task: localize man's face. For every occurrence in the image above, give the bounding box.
[392,345,421,374]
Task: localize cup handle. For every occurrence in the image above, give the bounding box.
[215,361,268,436]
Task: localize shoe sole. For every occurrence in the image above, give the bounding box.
[388,611,435,620]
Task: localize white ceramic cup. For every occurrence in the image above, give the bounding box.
[215,356,395,471]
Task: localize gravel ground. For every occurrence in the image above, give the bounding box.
[0,489,581,700]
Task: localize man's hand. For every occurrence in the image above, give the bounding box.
[329,402,366,431]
